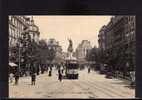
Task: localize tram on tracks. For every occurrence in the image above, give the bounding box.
[65,58,79,79]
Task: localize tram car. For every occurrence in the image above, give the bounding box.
[65,58,79,79]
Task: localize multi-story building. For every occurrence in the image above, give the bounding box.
[76,40,92,64]
[9,16,29,63]
[98,25,106,51]
[9,16,40,64]
[9,16,40,47]
[98,16,136,73]
[28,17,40,44]
[98,25,107,58]
[9,16,29,48]
[125,16,136,70]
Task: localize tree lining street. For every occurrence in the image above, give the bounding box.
[8,16,136,99]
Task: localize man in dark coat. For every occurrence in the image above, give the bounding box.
[88,67,91,73]
[14,71,20,85]
[31,73,36,85]
[58,72,62,82]
[36,66,39,75]
[48,70,52,76]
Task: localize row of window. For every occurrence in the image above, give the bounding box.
[9,36,18,47]
[9,17,26,32]
[100,25,135,43]
[9,16,28,27]
[100,31,135,48]
[128,16,135,22]
[9,27,22,40]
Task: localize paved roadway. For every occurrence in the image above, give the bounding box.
[9,68,135,99]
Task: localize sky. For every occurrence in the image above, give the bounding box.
[33,16,112,52]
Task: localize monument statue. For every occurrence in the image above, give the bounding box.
[67,38,73,53]
[66,38,77,60]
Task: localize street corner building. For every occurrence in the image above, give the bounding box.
[98,16,136,80]
[8,16,40,75]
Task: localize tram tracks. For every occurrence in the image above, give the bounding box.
[81,80,127,98]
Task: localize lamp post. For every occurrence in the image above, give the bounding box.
[18,39,21,74]
[18,26,29,75]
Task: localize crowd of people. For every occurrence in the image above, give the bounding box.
[9,63,135,87]
[9,63,65,86]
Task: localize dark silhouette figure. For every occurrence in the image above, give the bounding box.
[88,67,91,73]
[49,70,52,76]
[14,71,19,85]
[41,65,44,74]
[58,69,61,74]
[31,73,36,85]
[58,72,62,82]
[58,69,62,82]
[37,66,39,75]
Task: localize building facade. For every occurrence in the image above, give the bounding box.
[9,16,29,48]
[98,16,136,73]
[76,40,92,64]
[9,16,40,47]
[28,17,40,44]
[9,16,40,64]
[98,25,106,52]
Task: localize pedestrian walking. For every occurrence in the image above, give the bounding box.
[41,64,44,74]
[37,67,39,75]
[47,66,49,72]
[58,69,61,74]
[130,71,135,86]
[88,67,90,73]
[9,73,14,83]
[31,73,36,85]
[48,70,52,76]
[14,71,19,85]
[58,72,62,82]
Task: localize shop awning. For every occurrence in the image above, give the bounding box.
[9,62,18,67]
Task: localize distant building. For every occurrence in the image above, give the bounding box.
[62,52,68,59]
[47,38,63,64]
[47,38,60,50]
[76,40,92,64]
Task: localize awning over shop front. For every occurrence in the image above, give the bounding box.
[9,62,18,67]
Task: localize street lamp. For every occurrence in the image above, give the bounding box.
[18,39,21,73]
[18,27,29,74]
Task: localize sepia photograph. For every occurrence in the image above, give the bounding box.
[8,16,135,99]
